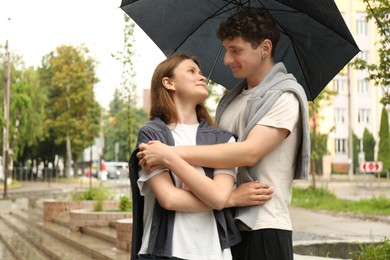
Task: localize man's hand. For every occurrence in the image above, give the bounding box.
[137,141,174,173]
[227,181,273,207]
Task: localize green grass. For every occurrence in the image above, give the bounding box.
[291,186,390,216]
[292,186,390,258]
[356,238,390,260]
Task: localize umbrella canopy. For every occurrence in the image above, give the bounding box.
[121,0,360,101]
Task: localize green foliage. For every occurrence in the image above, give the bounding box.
[353,132,360,170]
[362,128,376,161]
[119,196,132,212]
[0,51,47,165]
[38,45,100,168]
[72,184,111,202]
[71,184,111,212]
[378,107,390,173]
[292,186,390,216]
[94,200,104,212]
[103,94,148,161]
[357,238,390,260]
[307,89,334,176]
[310,131,329,174]
[107,16,148,159]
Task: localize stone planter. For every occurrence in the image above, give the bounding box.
[43,200,121,221]
[69,209,131,231]
[116,218,133,252]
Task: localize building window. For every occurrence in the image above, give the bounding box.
[334,78,347,95]
[358,109,370,125]
[335,108,346,124]
[357,50,369,63]
[335,139,346,153]
[357,80,369,96]
[356,16,368,35]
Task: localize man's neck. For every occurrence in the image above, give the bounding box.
[246,60,275,89]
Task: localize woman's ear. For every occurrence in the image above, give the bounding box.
[162,77,175,90]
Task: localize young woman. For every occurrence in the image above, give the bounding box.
[129,53,241,260]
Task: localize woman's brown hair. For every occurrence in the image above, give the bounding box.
[149,53,214,126]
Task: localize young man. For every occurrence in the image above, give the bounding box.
[138,8,310,260]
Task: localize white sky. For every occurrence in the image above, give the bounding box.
[0,0,165,109]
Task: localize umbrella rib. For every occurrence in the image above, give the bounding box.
[252,0,313,97]
[206,43,224,85]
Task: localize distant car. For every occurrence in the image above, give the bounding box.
[104,162,129,179]
[106,165,121,179]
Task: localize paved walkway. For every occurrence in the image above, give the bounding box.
[292,175,390,259]
[1,175,390,259]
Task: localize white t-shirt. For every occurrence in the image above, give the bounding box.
[219,90,301,231]
[137,123,236,259]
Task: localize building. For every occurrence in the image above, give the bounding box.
[318,0,388,175]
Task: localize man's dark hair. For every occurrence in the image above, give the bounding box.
[217,8,280,57]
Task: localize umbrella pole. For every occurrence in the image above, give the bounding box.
[206,43,223,85]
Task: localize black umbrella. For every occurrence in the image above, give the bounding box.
[120,0,360,101]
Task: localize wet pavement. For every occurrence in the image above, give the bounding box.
[0,175,389,259]
[292,175,390,259]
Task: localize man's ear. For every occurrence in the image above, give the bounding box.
[261,39,272,57]
[162,77,175,90]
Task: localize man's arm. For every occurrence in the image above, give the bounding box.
[139,124,288,170]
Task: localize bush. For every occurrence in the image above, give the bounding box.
[71,184,112,211]
[119,196,132,212]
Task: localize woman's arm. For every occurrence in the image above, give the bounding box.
[146,146,235,210]
[147,169,213,212]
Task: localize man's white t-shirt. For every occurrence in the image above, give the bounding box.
[219,89,301,231]
[137,123,236,259]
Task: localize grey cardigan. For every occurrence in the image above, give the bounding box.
[129,118,241,259]
[216,62,310,181]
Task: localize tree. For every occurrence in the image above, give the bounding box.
[112,15,139,157]
[38,45,100,175]
[0,51,47,166]
[378,107,390,173]
[362,128,376,161]
[308,88,335,187]
[352,132,360,171]
[103,93,147,161]
[352,0,390,106]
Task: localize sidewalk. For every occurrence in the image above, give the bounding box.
[293,174,390,201]
[292,175,390,259]
[2,176,390,259]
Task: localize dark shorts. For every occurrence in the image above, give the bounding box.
[232,229,293,260]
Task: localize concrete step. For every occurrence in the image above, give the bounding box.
[2,212,91,260]
[50,211,118,245]
[82,226,117,244]
[13,209,130,260]
[0,217,50,260]
[0,240,17,260]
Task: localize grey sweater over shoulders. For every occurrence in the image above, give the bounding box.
[216,62,310,181]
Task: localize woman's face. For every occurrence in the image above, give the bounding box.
[168,59,208,104]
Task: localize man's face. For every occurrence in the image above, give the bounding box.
[222,36,264,80]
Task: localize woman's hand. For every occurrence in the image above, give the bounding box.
[137,141,174,173]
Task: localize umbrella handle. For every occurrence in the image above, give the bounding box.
[207,43,223,85]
